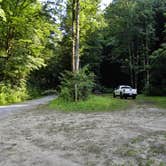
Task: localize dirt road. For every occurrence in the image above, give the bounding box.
[0,96,56,118]
[0,98,165,166]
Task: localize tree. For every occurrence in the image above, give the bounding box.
[0,0,57,103]
[101,0,156,90]
[71,0,80,101]
[148,44,166,95]
[57,0,102,101]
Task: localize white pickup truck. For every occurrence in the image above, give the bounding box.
[113,85,137,99]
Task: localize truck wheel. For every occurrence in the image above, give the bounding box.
[132,95,136,99]
[120,93,123,99]
[124,96,127,99]
[113,93,116,98]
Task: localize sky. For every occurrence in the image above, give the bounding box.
[100,0,113,10]
[40,0,113,10]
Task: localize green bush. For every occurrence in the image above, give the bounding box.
[0,83,28,105]
[0,83,48,105]
[59,67,95,102]
[27,86,42,99]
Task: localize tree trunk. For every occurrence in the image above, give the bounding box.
[75,0,80,72]
[135,49,139,90]
[72,0,80,72]
[72,0,76,72]
[134,40,139,90]
[145,27,150,87]
[72,0,80,101]
[131,41,136,88]
[129,45,134,87]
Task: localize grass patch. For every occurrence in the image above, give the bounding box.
[124,149,138,157]
[130,136,145,144]
[137,95,166,109]
[49,94,131,112]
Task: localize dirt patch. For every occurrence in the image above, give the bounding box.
[0,102,166,166]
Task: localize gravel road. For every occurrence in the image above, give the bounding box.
[0,96,56,118]
[0,97,165,166]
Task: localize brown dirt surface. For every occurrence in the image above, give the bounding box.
[0,97,166,166]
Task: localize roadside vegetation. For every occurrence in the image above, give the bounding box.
[50,94,166,112]
[137,95,166,109]
[49,94,131,112]
[0,0,166,105]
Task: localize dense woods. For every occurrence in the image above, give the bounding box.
[0,0,166,104]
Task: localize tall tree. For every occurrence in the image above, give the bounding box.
[0,0,55,87]
[75,0,80,72]
[72,0,80,101]
[103,0,156,89]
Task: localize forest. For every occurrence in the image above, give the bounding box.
[0,0,166,104]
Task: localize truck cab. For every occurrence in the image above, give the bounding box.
[113,85,137,99]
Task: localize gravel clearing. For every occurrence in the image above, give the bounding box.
[0,97,166,166]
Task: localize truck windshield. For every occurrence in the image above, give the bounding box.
[121,86,131,89]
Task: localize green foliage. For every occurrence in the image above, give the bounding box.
[0,0,6,21]
[27,86,42,99]
[0,0,55,85]
[0,83,28,105]
[0,0,165,104]
[55,0,105,73]
[59,67,95,102]
[146,44,166,96]
[49,94,131,112]
[104,0,156,88]
[0,8,6,21]
[0,0,60,104]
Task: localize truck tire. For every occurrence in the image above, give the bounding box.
[120,93,123,99]
[113,93,116,98]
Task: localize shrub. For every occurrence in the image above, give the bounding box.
[0,83,28,105]
[27,86,42,98]
[59,67,95,102]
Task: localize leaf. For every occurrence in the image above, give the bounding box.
[0,8,6,21]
